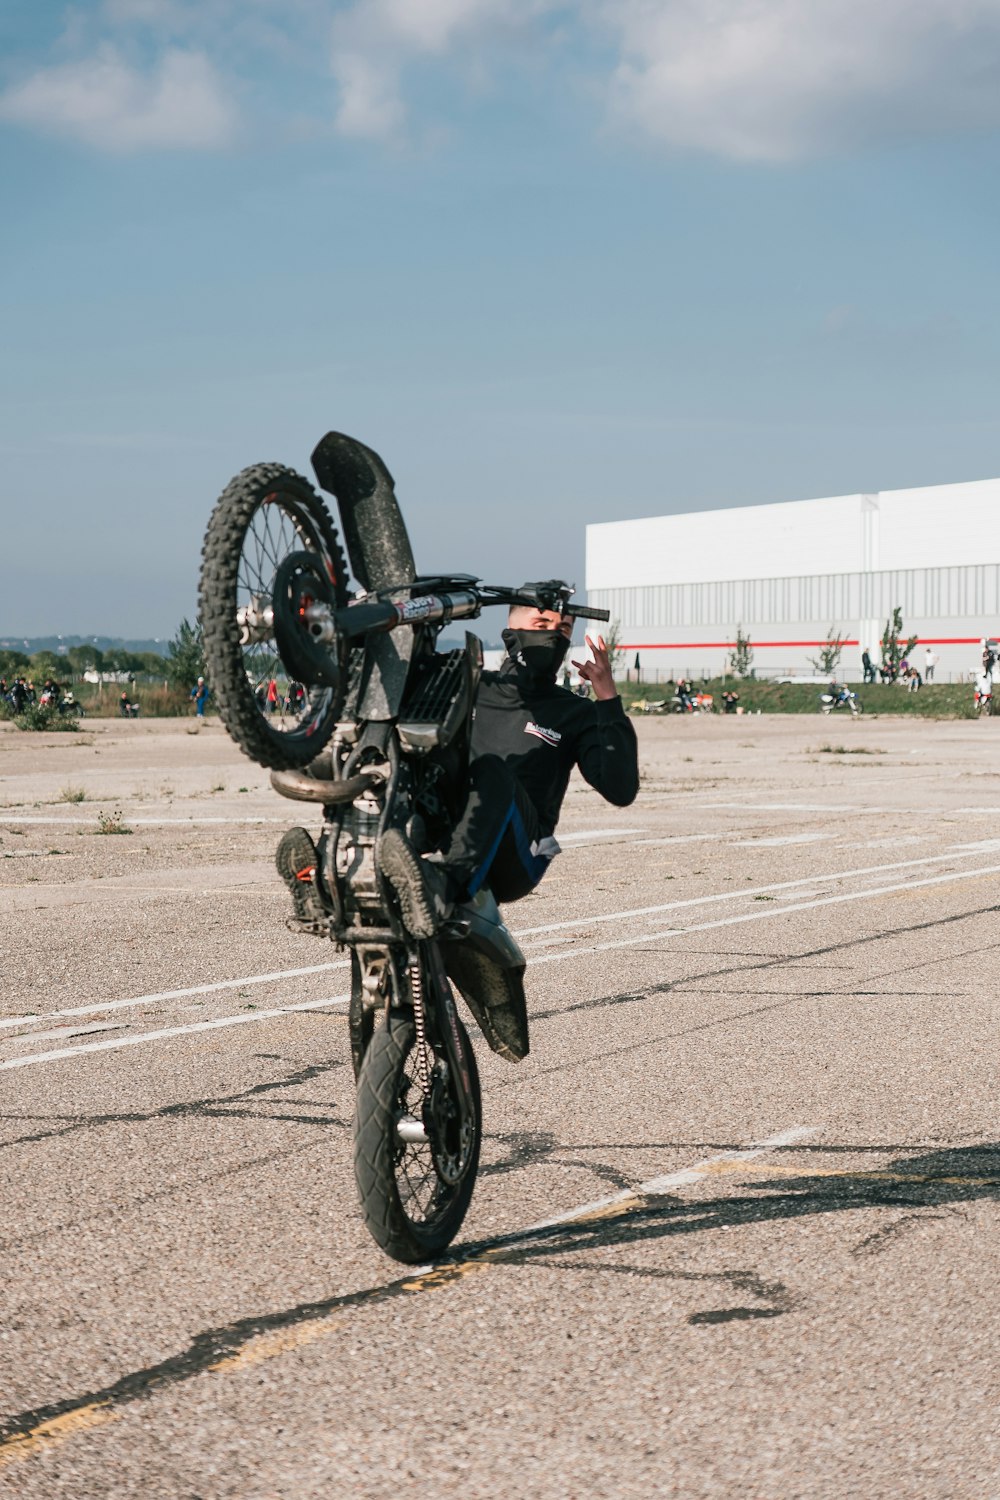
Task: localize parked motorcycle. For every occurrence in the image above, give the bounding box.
[199,433,609,1262]
[819,685,863,716]
[671,691,713,713]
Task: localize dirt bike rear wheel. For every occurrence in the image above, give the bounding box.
[353,1013,481,1263]
[199,463,349,769]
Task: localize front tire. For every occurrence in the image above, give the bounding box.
[354,1014,481,1263]
[199,463,349,769]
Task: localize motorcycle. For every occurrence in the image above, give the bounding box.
[198,433,609,1263]
[819,685,863,716]
[671,691,713,714]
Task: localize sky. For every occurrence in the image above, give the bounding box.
[2,0,999,638]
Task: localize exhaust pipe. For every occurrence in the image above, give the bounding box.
[311,432,416,592]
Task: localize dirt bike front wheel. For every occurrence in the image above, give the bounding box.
[353,1013,481,1263]
[199,463,350,769]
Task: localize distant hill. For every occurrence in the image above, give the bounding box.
[0,635,169,657]
[2,631,502,658]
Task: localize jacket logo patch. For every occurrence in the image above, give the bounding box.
[525,720,561,747]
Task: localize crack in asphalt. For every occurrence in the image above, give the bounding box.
[2,1142,997,1456]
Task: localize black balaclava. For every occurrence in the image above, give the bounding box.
[502,627,570,682]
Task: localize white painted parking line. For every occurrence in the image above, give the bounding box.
[703,801,867,813]
[7,856,1000,1074]
[733,832,834,847]
[529,860,1000,969]
[1,816,290,826]
[0,961,349,1031]
[4,842,996,1041]
[632,833,731,848]
[514,844,996,941]
[0,993,351,1071]
[640,1125,819,1191]
[526,1126,818,1231]
[557,828,645,844]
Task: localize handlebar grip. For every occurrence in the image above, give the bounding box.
[568,605,611,622]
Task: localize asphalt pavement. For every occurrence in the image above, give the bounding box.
[1,711,998,1498]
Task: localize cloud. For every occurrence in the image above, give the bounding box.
[326,0,1000,153]
[600,0,1000,161]
[329,0,555,138]
[331,51,405,139]
[6,0,1000,158]
[0,44,238,151]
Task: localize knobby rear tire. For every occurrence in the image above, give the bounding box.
[199,463,349,769]
[353,1016,481,1264]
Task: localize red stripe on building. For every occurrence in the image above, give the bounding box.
[621,638,991,650]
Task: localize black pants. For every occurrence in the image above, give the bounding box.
[443,755,551,905]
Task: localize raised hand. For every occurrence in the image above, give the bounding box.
[571,634,618,701]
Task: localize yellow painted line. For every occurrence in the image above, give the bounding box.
[698,1160,1000,1188]
[0,1195,642,1467]
[0,1402,121,1470]
[3,1161,989,1469]
[205,1262,490,1377]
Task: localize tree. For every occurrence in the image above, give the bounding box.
[135,651,169,676]
[166,618,206,688]
[67,644,104,676]
[880,607,918,682]
[0,649,30,678]
[103,647,145,675]
[603,619,625,680]
[29,651,64,681]
[808,627,847,677]
[729,624,754,679]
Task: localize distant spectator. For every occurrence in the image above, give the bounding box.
[905,667,922,693]
[861,648,876,684]
[266,678,279,716]
[923,647,938,682]
[191,676,210,717]
[722,689,740,714]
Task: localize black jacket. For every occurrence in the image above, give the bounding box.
[471,659,639,837]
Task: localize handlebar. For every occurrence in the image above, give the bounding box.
[311,580,608,648]
[477,583,610,623]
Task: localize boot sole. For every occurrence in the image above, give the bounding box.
[378,831,438,938]
[275,828,329,926]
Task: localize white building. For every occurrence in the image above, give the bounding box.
[586,478,1000,682]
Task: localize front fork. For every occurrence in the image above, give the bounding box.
[421,940,475,1135]
[348,941,472,1103]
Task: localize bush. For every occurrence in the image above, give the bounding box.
[9,704,80,732]
[68,682,198,718]
[619,678,978,719]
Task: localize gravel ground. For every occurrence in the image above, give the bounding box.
[1,713,998,1499]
